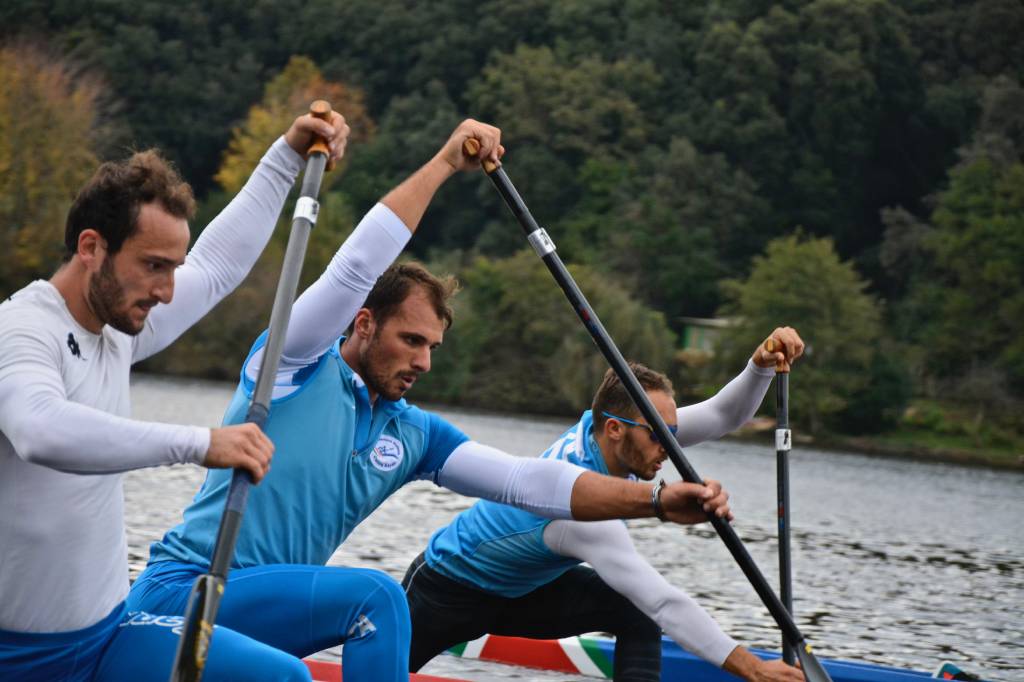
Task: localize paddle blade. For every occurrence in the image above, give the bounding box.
[795,642,834,682]
[169,574,224,682]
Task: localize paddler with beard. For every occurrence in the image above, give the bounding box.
[127,119,736,681]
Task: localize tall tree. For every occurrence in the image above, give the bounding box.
[467,45,661,228]
[0,44,105,294]
[560,138,768,322]
[884,74,1024,403]
[414,250,676,414]
[139,57,368,379]
[716,234,883,433]
[925,158,1024,395]
[215,55,374,195]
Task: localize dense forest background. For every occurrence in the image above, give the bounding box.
[2,0,1022,463]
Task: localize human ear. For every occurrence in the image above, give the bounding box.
[78,229,107,271]
[604,419,626,442]
[352,309,376,340]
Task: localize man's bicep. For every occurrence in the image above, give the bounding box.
[0,327,66,409]
[411,412,470,479]
[436,445,584,519]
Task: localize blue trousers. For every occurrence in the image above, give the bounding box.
[0,601,310,681]
[128,561,411,681]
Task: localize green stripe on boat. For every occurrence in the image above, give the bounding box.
[578,636,614,678]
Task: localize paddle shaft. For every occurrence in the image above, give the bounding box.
[170,101,333,682]
[465,140,832,681]
[766,338,795,664]
[771,340,795,665]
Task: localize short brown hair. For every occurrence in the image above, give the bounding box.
[364,262,459,330]
[64,149,195,261]
[591,362,674,429]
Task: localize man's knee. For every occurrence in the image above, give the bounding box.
[368,569,408,612]
[347,569,410,639]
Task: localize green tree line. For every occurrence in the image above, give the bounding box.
[2,1,1022,459]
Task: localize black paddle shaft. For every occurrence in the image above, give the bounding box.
[775,367,795,665]
[466,141,832,682]
[766,337,796,665]
[170,101,334,682]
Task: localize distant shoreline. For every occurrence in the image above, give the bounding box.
[727,421,1024,471]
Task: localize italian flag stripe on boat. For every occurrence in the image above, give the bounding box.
[449,634,613,678]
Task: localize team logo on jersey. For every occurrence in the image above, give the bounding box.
[67,332,85,360]
[370,435,404,472]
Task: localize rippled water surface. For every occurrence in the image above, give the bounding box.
[127,374,1023,681]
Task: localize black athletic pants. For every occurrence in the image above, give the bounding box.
[402,552,662,681]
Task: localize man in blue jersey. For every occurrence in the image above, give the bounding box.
[0,110,349,681]
[127,119,735,681]
[403,338,808,682]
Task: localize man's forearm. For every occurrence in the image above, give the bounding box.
[546,519,739,665]
[569,472,655,521]
[0,379,208,473]
[380,155,456,231]
[675,360,774,447]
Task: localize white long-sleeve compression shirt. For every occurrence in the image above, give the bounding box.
[437,441,585,519]
[543,519,739,666]
[0,137,303,633]
[676,360,775,448]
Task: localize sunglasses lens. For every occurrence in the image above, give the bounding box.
[649,426,678,442]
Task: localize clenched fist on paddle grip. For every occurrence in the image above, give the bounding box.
[285,109,350,167]
[752,326,805,373]
[660,479,733,525]
[205,423,274,483]
[437,118,504,172]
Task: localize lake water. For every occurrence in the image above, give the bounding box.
[126,373,1024,681]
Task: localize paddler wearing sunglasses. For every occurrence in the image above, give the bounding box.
[403,327,806,682]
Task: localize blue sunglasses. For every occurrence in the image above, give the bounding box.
[601,411,678,442]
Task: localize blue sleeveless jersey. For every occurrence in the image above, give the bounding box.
[424,410,612,597]
[149,334,468,569]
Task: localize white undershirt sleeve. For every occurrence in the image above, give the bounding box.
[675,360,774,447]
[436,441,585,519]
[133,137,304,363]
[543,519,739,667]
[0,327,208,473]
[245,203,411,383]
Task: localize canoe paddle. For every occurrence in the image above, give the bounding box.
[767,337,795,666]
[169,100,334,682]
[464,138,832,682]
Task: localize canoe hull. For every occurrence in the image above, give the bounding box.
[306,633,976,682]
[451,634,937,682]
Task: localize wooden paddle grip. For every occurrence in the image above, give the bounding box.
[308,100,335,171]
[462,138,498,173]
[765,337,789,373]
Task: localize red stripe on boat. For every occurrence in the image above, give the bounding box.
[478,635,579,673]
[303,659,469,682]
